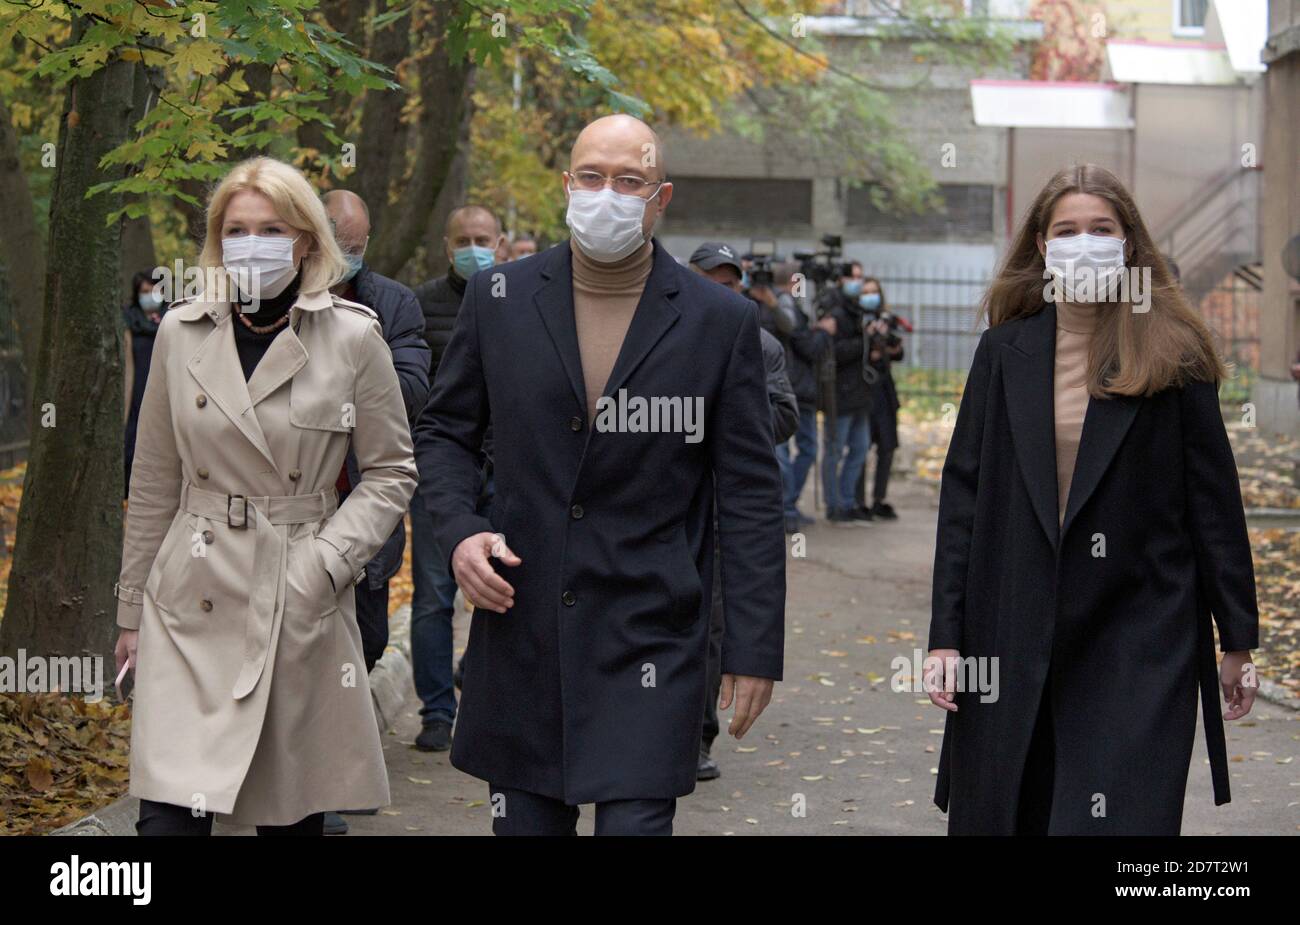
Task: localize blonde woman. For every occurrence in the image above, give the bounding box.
[113,157,418,835]
[927,164,1258,835]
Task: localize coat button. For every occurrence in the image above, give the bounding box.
[561,590,576,606]
[569,416,583,432]
[195,394,207,408]
[197,467,210,480]
[200,598,213,612]
[201,530,214,544]
[289,469,302,482]
[570,504,584,520]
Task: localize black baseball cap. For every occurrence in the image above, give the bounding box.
[689,242,742,274]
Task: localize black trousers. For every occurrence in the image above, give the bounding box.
[354,578,390,673]
[1015,683,1055,835]
[136,799,324,836]
[856,399,899,508]
[488,784,675,836]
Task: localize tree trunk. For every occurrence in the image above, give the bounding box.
[0,31,137,667]
[119,61,160,300]
[0,92,48,378]
[365,1,473,277]
[415,114,471,284]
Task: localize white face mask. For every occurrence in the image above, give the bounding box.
[1044,233,1126,303]
[565,184,660,263]
[140,289,164,310]
[222,233,300,300]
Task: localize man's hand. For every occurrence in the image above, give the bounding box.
[924,648,960,712]
[750,284,776,308]
[1221,650,1257,721]
[814,315,836,335]
[719,674,774,739]
[451,532,521,614]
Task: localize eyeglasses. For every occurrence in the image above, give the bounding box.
[569,170,663,197]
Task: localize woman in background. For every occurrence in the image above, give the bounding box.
[122,270,168,496]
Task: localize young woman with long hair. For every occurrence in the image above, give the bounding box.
[926,163,1258,835]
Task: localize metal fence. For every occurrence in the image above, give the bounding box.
[845,265,1262,413]
[869,266,989,412]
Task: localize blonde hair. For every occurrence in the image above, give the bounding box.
[982,163,1225,397]
[199,156,346,298]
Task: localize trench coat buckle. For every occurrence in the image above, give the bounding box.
[227,493,250,529]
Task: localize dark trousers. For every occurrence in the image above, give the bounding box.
[410,492,460,725]
[1015,684,1055,835]
[354,578,390,673]
[136,799,324,836]
[488,784,675,836]
[856,399,899,508]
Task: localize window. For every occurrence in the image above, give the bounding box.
[1173,0,1208,37]
[846,183,995,241]
[663,178,813,229]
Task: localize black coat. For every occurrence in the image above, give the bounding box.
[123,301,164,494]
[342,264,431,586]
[414,240,786,803]
[782,295,829,407]
[930,304,1258,835]
[760,326,799,444]
[825,294,873,415]
[413,270,467,375]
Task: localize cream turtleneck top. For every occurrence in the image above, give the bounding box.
[1054,300,1097,524]
[571,239,654,423]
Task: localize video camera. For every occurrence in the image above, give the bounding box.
[793,234,848,288]
[746,239,777,288]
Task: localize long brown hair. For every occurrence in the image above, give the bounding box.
[981,164,1225,397]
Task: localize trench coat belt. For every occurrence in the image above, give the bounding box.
[180,481,339,701]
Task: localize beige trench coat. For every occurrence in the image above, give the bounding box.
[114,287,417,826]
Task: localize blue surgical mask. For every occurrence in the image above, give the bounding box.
[842,279,863,298]
[341,252,364,282]
[740,271,751,290]
[859,292,881,310]
[453,245,495,278]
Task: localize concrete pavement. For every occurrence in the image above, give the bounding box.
[347,477,1299,836]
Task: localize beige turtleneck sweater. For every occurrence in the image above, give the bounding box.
[1054,301,1096,524]
[572,240,654,423]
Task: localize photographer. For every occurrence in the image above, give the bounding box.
[853,277,904,520]
[756,261,833,532]
[820,262,875,525]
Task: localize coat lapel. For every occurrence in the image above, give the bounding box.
[533,244,589,418]
[246,325,308,407]
[1000,305,1059,551]
[1060,391,1140,538]
[599,242,681,402]
[187,317,279,472]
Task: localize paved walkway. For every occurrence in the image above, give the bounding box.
[345,478,1299,836]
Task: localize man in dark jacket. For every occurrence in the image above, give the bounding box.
[415,115,785,835]
[325,191,431,666]
[762,261,834,533]
[688,241,796,781]
[414,206,506,375]
[324,190,431,835]
[819,264,874,524]
[409,205,503,752]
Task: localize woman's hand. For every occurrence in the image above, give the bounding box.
[1220,650,1257,720]
[115,629,138,677]
[925,648,961,713]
